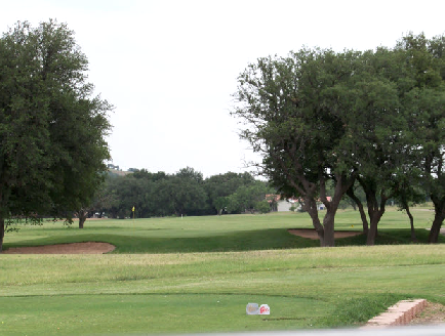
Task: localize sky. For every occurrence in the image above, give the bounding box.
[1,0,445,177]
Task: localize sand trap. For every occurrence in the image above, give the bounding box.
[288,229,362,240]
[3,242,115,254]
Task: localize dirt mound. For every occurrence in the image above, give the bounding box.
[288,229,362,240]
[3,242,115,254]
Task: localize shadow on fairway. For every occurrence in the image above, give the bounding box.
[3,229,316,253]
[4,228,443,254]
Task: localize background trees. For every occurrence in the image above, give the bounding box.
[0,20,111,251]
[204,172,255,214]
[226,181,273,214]
[92,169,273,218]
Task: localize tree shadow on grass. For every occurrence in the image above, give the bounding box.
[4,229,318,253]
[335,228,445,247]
[4,228,443,254]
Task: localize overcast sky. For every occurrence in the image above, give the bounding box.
[2,0,445,177]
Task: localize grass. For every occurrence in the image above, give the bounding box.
[1,208,444,335]
[3,207,442,253]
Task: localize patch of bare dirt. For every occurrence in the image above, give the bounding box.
[3,242,115,254]
[288,228,362,240]
[410,302,445,325]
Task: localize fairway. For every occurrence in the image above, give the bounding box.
[1,209,445,335]
[2,208,441,253]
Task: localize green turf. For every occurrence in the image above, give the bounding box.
[3,208,442,253]
[0,294,328,335]
[1,208,444,335]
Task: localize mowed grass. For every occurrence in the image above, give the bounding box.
[1,208,445,335]
[3,207,442,253]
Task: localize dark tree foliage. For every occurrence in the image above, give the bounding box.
[0,20,111,250]
[233,34,445,246]
[226,180,274,214]
[396,33,445,243]
[204,172,255,214]
[94,170,271,218]
[232,49,386,246]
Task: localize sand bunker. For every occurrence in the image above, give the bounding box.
[288,229,362,240]
[3,242,115,254]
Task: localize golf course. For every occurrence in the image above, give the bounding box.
[1,208,445,335]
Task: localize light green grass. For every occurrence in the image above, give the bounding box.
[1,209,444,335]
[2,246,445,335]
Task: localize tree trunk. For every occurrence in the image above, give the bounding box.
[358,204,369,235]
[322,210,335,247]
[78,210,87,229]
[366,217,378,246]
[428,206,445,243]
[347,188,368,235]
[366,210,383,246]
[304,197,324,246]
[358,178,389,245]
[405,205,417,243]
[0,217,4,253]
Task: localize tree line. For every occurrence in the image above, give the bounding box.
[233,33,445,246]
[83,168,274,223]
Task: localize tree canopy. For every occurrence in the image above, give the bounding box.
[233,34,445,246]
[0,20,111,251]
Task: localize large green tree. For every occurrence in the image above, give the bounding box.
[331,47,411,245]
[397,33,445,243]
[0,20,111,251]
[233,49,376,246]
[233,41,445,247]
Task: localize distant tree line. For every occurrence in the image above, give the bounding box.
[86,168,275,219]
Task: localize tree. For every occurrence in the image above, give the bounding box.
[176,167,204,184]
[204,172,255,214]
[0,20,111,251]
[255,200,271,214]
[213,196,230,215]
[396,33,445,243]
[233,49,370,246]
[392,167,426,243]
[154,175,208,216]
[101,175,155,219]
[345,182,369,234]
[227,181,272,214]
[233,44,430,246]
[326,46,413,245]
